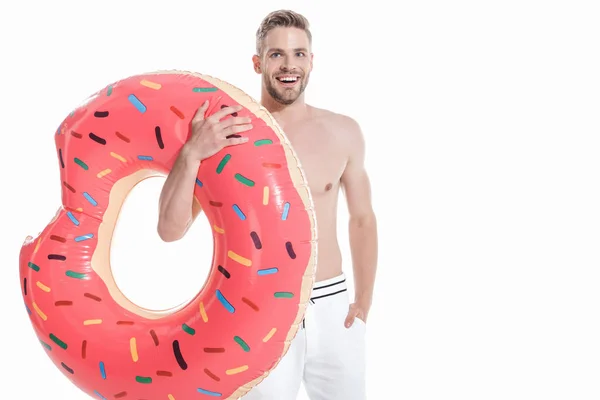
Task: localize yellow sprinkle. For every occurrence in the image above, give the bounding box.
[110,152,127,162]
[140,79,162,90]
[130,337,139,362]
[227,250,252,267]
[199,301,208,323]
[32,302,47,321]
[97,168,112,178]
[83,319,103,326]
[36,281,51,292]
[263,327,277,342]
[75,207,83,212]
[34,237,41,254]
[213,225,224,234]
[263,186,269,205]
[168,395,175,400]
[226,365,249,375]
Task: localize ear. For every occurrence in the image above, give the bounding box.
[310,53,314,71]
[252,55,262,74]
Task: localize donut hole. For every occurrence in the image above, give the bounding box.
[110,176,212,314]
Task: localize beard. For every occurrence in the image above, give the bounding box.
[264,73,309,105]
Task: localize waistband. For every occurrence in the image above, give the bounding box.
[310,273,347,301]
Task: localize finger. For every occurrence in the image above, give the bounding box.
[192,100,209,121]
[221,123,254,138]
[217,116,253,129]
[344,310,357,328]
[224,136,249,146]
[208,104,244,122]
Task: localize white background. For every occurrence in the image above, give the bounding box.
[1,0,599,399]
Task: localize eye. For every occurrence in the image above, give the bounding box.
[270,52,281,58]
[296,52,305,57]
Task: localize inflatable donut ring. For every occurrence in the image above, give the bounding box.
[19,70,317,399]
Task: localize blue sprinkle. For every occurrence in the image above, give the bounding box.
[94,390,107,400]
[75,234,94,242]
[25,304,31,315]
[232,204,246,220]
[282,202,290,220]
[197,388,222,397]
[258,268,278,276]
[137,155,153,161]
[99,361,106,379]
[83,192,98,206]
[66,211,80,226]
[128,94,146,113]
[216,290,234,313]
[196,178,203,187]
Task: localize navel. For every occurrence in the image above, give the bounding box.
[325,183,333,191]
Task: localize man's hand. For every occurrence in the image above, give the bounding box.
[344,302,370,328]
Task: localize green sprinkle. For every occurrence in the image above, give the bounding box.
[274,292,294,298]
[234,336,250,352]
[192,87,218,92]
[182,324,196,336]
[65,270,88,280]
[39,340,52,351]
[136,376,152,384]
[254,139,273,146]
[74,158,89,170]
[216,154,231,174]
[49,333,67,349]
[235,173,255,187]
[107,85,113,96]
[28,262,40,272]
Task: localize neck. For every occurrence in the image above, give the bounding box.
[260,88,308,121]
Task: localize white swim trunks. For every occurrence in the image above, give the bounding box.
[243,273,367,400]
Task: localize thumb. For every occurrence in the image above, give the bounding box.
[192,100,209,121]
[344,309,357,328]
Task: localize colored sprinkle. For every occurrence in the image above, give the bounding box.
[275,292,294,298]
[226,365,249,375]
[84,293,102,302]
[232,204,246,220]
[136,376,152,384]
[89,132,107,145]
[128,94,147,113]
[71,131,83,139]
[170,105,184,119]
[94,390,106,400]
[81,340,87,358]
[182,324,196,336]
[149,329,159,346]
[32,302,47,320]
[36,281,51,292]
[216,154,231,173]
[66,270,89,279]
[83,319,102,326]
[157,370,173,377]
[286,241,296,259]
[254,139,273,146]
[216,290,235,313]
[28,262,40,272]
[173,340,188,370]
[61,362,74,374]
[203,347,225,353]
[83,192,98,206]
[155,126,164,149]
[250,231,262,249]
[263,186,269,205]
[130,337,139,362]
[197,388,222,397]
[213,225,224,234]
[49,333,67,349]
[263,328,277,342]
[117,320,134,326]
[140,79,161,90]
[99,361,106,379]
[227,250,252,266]
[55,300,73,306]
[192,87,218,92]
[234,336,250,352]
[282,202,290,220]
[115,392,128,399]
[66,211,80,225]
[75,233,94,242]
[63,181,75,193]
[106,85,113,96]
[199,302,208,323]
[94,111,109,118]
[48,254,66,261]
[59,149,65,168]
[167,395,175,400]
[195,178,203,187]
[137,155,153,161]
[242,297,259,311]
[115,131,130,142]
[40,340,51,351]
[258,267,278,276]
[110,152,126,162]
[235,173,255,187]
[204,368,220,381]
[218,265,230,279]
[23,278,27,295]
[74,157,89,170]
[97,168,112,178]
[50,235,66,242]
[25,304,31,315]
[262,162,282,168]
[209,201,223,207]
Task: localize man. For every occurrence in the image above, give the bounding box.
[157,9,378,400]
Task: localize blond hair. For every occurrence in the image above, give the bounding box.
[255,9,312,55]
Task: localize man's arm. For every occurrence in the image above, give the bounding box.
[339,117,378,327]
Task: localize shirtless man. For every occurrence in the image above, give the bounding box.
[157,9,378,400]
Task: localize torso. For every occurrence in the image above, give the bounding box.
[273,106,350,282]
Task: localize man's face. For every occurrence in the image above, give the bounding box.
[255,27,313,105]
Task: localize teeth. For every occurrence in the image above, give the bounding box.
[279,77,298,82]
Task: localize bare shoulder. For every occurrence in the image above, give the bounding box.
[309,106,364,147]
